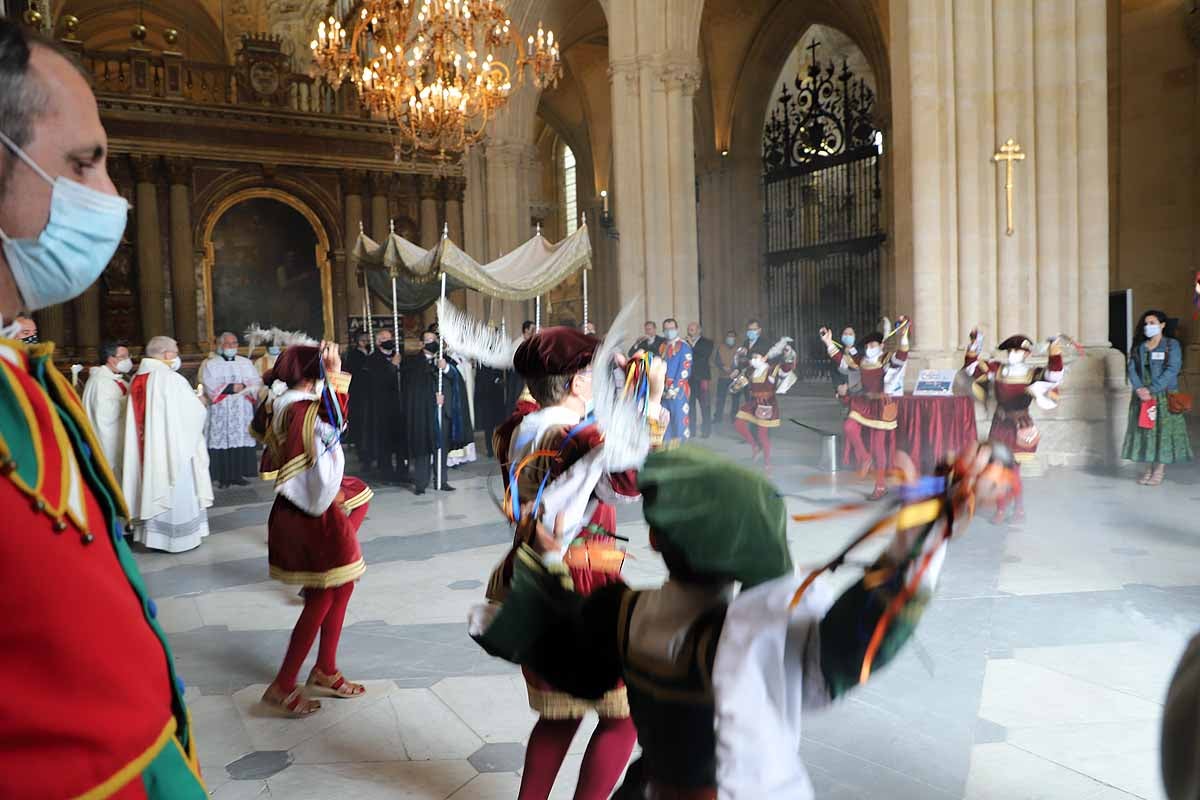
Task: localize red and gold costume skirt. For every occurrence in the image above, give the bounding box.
[267,476,371,589]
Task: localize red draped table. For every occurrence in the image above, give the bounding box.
[894,395,979,472]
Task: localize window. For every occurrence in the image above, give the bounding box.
[562,144,578,236]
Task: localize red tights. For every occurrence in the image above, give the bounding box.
[995,463,1025,517]
[842,417,887,491]
[518,715,637,800]
[733,419,773,466]
[273,582,355,692]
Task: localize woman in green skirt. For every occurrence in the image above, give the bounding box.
[1123,310,1192,484]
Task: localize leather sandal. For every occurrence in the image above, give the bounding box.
[261,684,321,717]
[1146,466,1165,486]
[306,668,366,699]
[1137,468,1154,485]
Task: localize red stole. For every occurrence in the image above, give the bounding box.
[129,373,149,461]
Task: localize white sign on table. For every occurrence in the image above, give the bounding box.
[913,369,958,397]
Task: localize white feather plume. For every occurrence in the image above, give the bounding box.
[590,297,650,472]
[764,336,793,361]
[277,329,318,348]
[436,296,516,368]
[244,324,282,348]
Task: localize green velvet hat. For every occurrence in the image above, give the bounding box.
[638,447,793,587]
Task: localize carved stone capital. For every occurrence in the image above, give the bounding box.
[340,169,368,197]
[367,170,391,198]
[607,57,640,90]
[164,157,193,186]
[657,58,702,96]
[129,154,162,184]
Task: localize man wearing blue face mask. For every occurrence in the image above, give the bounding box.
[0,21,206,798]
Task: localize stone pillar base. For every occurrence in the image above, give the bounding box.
[905,347,1131,468]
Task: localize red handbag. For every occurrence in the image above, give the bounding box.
[1138,399,1158,429]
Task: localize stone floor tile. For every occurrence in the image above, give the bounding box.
[978,659,1164,728]
[432,675,539,743]
[964,742,1145,800]
[290,689,483,764]
[264,761,477,800]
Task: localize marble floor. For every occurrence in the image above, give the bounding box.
[137,395,1200,800]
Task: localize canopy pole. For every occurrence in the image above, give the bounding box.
[582,268,589,330]
[362,269,374,353]
[389,268,400,346]
[535,296,542,332]
[437,271,447,491]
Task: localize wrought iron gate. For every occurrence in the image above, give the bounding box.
[761,42,884,380]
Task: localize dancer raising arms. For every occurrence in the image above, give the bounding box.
[253,341,373,715]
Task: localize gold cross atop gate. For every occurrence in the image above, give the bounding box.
[993,138,1025,236]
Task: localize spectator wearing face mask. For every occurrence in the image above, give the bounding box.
[81,340,132,480]
[832,326,863,396]
[657,318,693,446]
[1123,309,1192,486]
[0,21,206,796]
[401,330,460,494]
[359,327,405,483]
[122,335,213,553]
[202,331,261,488]
[713,328,739,423]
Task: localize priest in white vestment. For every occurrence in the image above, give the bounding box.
[80,341,131,480]
[203,331,262,487]
[121,336,213,553]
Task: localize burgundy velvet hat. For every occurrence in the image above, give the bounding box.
[270,345,322,385]
[512,327,598,379]
[997,335,1034,352]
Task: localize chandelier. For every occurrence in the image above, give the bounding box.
[312,0,562,162]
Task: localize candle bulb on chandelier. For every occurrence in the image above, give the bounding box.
[600,190,608,214]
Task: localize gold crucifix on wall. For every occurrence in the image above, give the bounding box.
[992,138,1026,236]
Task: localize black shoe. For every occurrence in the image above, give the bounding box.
[438,483,456,492]
[413,487,426,496]
[231,478,249,487]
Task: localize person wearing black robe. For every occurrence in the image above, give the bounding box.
[474,364,508,458]
[401,332,455,494]
[343,332,371,447]
[360,328,406,483]
[686,321,715,439]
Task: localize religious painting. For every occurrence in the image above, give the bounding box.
[210,197,325,340]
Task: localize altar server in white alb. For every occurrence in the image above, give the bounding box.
[203,331,262,487]
[121,336,214,553]
[80,340,132,480]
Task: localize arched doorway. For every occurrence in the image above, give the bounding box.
[199,189,334,343]
[761,26,883,378]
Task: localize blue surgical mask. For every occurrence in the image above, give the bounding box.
[1144,324,1162,339]
[0,131,129,312]
[725,336,735,346]
[665,329,679,341]
[746,329,760,342]
[842,334,856,347]
[221,348,238,359]
[268,346,281,356]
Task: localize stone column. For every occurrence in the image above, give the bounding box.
[72,284,101,360]
[165,157,198,352]
[890,0,1128,466]
[445,176,464,245]
[417,174,441,248]
[606,0,705,326]
[340,170,367,319]
[368,171,390,241]
[35,303,66,349]
[130,155,166,340]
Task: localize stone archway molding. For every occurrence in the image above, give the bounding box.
[198,187,335,344]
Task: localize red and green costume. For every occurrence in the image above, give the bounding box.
[0,336,204,799]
